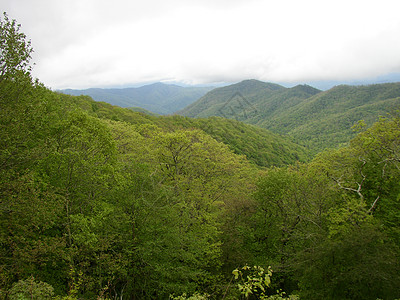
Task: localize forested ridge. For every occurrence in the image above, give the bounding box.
[58,94,310,168]
[179,80,400,154]
[1,13,400,300]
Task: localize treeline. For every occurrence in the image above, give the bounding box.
[1,13,400,299]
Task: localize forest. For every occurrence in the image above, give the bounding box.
[179,79,400,154]
[1,13,400,300]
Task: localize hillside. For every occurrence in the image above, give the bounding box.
[179,79,285,118]
[178,80,320,121]
[258,83,400,150]
[59,93,310,167]
[156,115,310,167]
[61,82,213,115]
[179,80,400,152]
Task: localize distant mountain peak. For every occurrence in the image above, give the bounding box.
[232,79,284,90]
[291,84,321,95]
[60,83,214,115]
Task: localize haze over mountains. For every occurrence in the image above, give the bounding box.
[61,82,213,115]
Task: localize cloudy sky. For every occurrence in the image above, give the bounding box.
[3,0,400,89]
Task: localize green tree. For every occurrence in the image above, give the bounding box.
[104,123,256,298]
[0,14,68,294]
[288,116,400,299]
[0,12,33,82]
[296,197,400,299]
[136,129,245,297]
[253,164,336,292]
[8,276,54,300]
[350,115,400,244]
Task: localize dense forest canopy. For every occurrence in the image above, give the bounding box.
[1,13,400,300]
[58,94,311,168]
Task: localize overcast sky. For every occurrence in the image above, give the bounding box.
[3,0,400,89]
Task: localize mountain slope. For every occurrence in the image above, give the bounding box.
[179,80,400,153]
[59,93,310,167]
[178,79,285,118]
[61,82,214,115]
[245,84,321,124]
[156,115,310,167]
[260,83,400,150]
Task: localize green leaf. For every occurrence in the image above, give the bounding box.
[232,269,239,279]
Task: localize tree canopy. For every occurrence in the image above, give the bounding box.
[1,12,399,300]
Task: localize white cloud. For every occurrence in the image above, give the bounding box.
[2,0,400,88]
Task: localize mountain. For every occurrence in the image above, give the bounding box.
[178,79,286,118]
[179,80,400,153]
[261,83,400,151]
[60,82,214,115]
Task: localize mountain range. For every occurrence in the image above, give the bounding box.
[61,79,400,154]
[178,79,400,153]
[60,82,213,115]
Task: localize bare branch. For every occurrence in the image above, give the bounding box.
[332,175,364,200]
[368,195,380,214]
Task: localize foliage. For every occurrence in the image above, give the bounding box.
[232,265,272,298]
[180,79,400,154]
[170,292,210,300]
[8,276,54,300]
[0,12,33,82]
[59,92,311,167]
[1,12,400,300]
[253,113,400,299]
[230,265,298,300]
